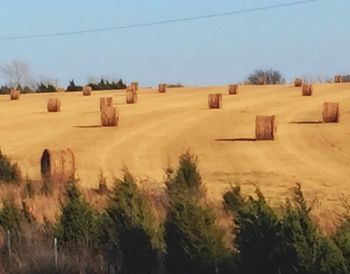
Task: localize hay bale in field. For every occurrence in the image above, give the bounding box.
[228,84,238,95]
[208,93,222,109]
[131,82,139,91]
[158,83,167,93]
[322,102,339,123]
[83,86,92,96]
[294,78,303,87]
[255,115,276,140]
[101,106,118,127]
[334,75,342,83]
[47,98,61,112]
[40,148,75,184]
[127,85,137,93]
[57,87,65,93]
[100,97,113,111]
[302,84,313,96]
[126,89,137,104]
[10,90,20,100]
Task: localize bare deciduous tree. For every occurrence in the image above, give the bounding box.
[0,60,32,87]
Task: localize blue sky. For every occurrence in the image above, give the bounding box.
[0,0,349,87]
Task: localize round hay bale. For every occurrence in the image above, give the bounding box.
[322,102,339,123]
[101,106,118,127]
[100,97,113,111]
[40,148,75,184]
[158,84,167,93]
[294,78,303,87]
[83,86,92,96]
[47,98,61,112]
[127,85,137,93]
[131,82,139,91]
[57,87,65,93]
[255,115,276,141]
[334,75,342,83]
[10,90,20,100]
[302,84,313,96]
[208,93,223,109]
[228,84,238,95]
[126,90,137,104]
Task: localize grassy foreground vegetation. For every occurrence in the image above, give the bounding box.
[0,150,349,273]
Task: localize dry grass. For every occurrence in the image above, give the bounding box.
[0,83,349,213]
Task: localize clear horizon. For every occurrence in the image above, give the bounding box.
[0,0,348,87]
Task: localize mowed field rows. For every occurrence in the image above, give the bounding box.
[1,84,350,209]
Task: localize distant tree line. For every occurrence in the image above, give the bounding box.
[0,78,127,94]
[246,69,286,85]
[66,78,126,92]
[0,83,57,94]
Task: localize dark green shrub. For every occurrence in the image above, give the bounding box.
[0,199,22,236]
[165,150,206,203]
[66,79,83,92]
[342,75,350,82]
[14,84,33,93]
[165,200,232,274]
[87,78,126,90]
[223,186,287,274]
[102,170,162,274]
[0,150,21,183]
[282,184,347,274]
[333,215,350,270]
[0,85,11,94]
[36,82,57,93]
[165,151,232,274]
[166,83,184,88]
[55,179,99,246]
[223,184,348,274]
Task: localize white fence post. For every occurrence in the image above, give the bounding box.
[54,237,58,271]
[7,230,11,257]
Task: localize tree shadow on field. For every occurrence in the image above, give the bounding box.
[74,125,102,128]
[215,138,256,142]
[289,121,323,124]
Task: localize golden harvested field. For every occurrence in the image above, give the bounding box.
[1,84,350,210]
